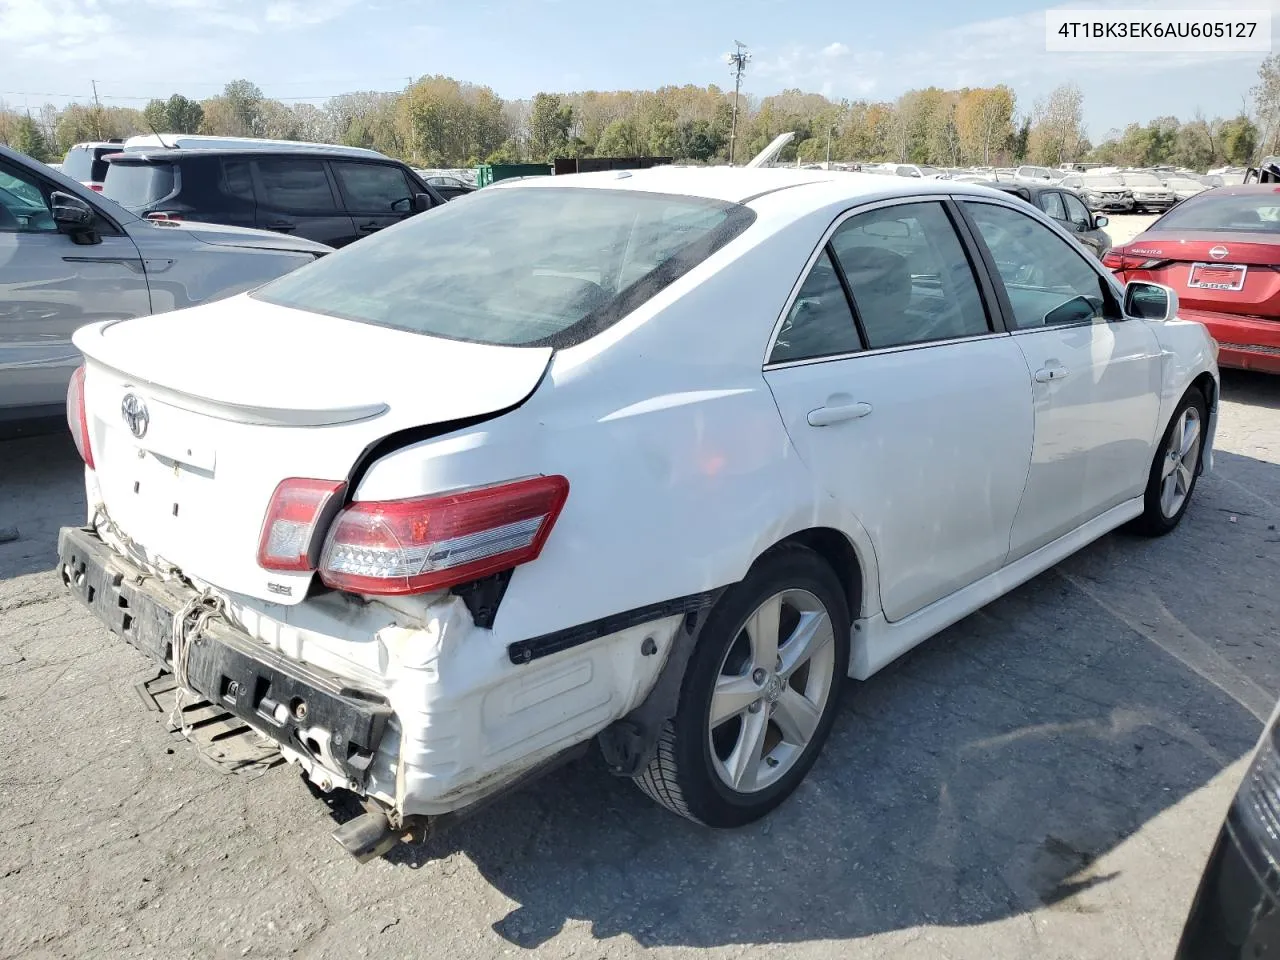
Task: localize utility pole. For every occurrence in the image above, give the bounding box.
[727,41,749,165]
[91,80,103,140]
[825,125,836,167]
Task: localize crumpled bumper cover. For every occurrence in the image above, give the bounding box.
[57,526,392,785]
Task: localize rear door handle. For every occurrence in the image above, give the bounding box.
[358,221,384,233]
[807,402,873,427]
[264,221,297,232]
[1034,365,1070,383]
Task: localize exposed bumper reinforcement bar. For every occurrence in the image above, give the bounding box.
[57,526,393,786]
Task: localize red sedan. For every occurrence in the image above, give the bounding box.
[1103,184,1280,373]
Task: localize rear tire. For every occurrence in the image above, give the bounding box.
[1131,388,1208,536]
[634,546,850,827]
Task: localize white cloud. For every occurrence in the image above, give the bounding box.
[747,0,1280,130]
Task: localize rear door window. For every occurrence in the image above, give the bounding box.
[254,158,336,213]
[332,162,414,213]
[828,201,990,349]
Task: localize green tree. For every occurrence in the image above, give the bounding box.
[528,93,573,161]
[12,114,51,161]
[223,79,264,136]
[1220,115,1259,164]
[1009,117,1031,162]
[595,117,645,157]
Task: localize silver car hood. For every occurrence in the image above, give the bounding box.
[132,219,332,256]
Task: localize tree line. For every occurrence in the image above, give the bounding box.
[1,64,1273,171]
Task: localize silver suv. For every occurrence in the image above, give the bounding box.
[0,144,330,422]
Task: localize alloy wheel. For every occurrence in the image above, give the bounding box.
[707,589,837,794]
[1160,405,1202,518]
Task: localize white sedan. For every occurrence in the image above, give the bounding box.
[59,168,1219,859]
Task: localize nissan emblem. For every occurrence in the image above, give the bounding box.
[1209,245,1229,260]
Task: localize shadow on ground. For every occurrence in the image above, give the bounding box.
[3,384,1278,953]
[371,448,1279,950]
[1221,369,1280,411]
[0,432,84,580]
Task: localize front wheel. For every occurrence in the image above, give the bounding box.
[1131,388,1208,536]
[634,546,849,827]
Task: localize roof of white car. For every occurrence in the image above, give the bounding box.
[497,165,1006,211]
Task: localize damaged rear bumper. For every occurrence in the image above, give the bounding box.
[58,526,392,790]
[57,523,687,853]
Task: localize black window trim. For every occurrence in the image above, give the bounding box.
[249,155,341,215]
[329,158,419,216]
[953,195,1126,334]
[1060,189,1093,229]
[763,193,1007,370]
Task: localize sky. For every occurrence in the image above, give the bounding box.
[0,0,1275,138]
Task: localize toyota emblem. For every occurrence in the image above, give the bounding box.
[1209,245,1229,260]
[120,393,149,439]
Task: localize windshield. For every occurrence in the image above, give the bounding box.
[102,161,176,209]
[254,186,755,347]
[1122,174,1164,187]
[1149,193,1280,232]
[916,166,942,176]
[1084,177,1123,189]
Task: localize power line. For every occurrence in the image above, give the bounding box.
[0,89,403,104]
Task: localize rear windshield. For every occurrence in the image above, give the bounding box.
[253,186,755,347]
[1084,177,1123,188]
[1149,193,1280,232]
[61,147,113,183]
[1122,173,1164,187]
[102,161,177,209]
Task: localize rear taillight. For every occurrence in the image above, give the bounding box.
[318,475,569,596]
[144,212,183,223]
[1101,250,1126,270]
[1132,259,1170,270]
[257,478,347,572]
[66,364,94,469]
[88,184,103,192]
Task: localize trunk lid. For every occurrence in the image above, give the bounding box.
[1118,232,1280,319]
[74,294,551,604]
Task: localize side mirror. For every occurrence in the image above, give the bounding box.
[1124,280,1178,321]
[51,191,99,244]
[1094,215,1109,228]
[51,191,93,229]
[411,192,431,213]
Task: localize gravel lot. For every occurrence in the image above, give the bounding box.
[2,222,1278,959]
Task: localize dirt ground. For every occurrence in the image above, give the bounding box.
[1,294,1277,959]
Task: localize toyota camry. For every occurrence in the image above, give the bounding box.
[58,167,1219,859]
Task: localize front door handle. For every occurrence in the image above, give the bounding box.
[807,402,873,427]
[1034,364,1070,383]
[358,221,384,233]
[264,221,297,232]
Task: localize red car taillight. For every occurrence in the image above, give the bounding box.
[66,364,94,469]
[88,184,103,192]
[318,475,569,596]
[1101,250,1126,270]
[257,478,348,572]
